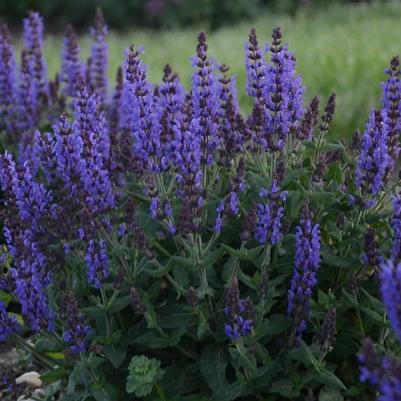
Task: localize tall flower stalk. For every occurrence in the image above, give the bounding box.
[287,202,321,343]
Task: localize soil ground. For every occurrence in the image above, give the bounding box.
[0,342,36,401]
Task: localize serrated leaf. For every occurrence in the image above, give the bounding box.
[288,342,319,368]
[265,314,291,336]
[81,306,107,319]
[157,304,196,328]
[107,295,131,313]
[104,343,127,369]
[360,307,383,324]
[313,370,346,390]
[270,379,300,398]
[200,344,229,394]
[173,264,190,289]
[341,289,357,307]
[222,255,238,282]
[197,318,211,339]
[254,361,279,390]
[212,381,248,401]
[319,385,344,401]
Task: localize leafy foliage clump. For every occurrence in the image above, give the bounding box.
[126,355,164,397]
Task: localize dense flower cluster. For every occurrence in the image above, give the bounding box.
[0,10,401,401]
[0,153,55,332]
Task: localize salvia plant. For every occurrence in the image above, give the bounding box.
[1,8,401,401]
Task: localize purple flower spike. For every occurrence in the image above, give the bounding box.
[15,49,38,134]
[85,238,109,289]
[224,278,255,340]
[62,294,91,354]
[244,28,266,101]
[121,45,161,172]
[287,202,321,343]
[382,56,401,157]
[191,31,221,165]
[88,8,108,101]
[380,260,401,343]
[61,25,83,97]
[0,24,17,133]
[23,11,48,109]
[356,109,392,195]
[245,27,305,152]
[255,179,287,245]
[263,27,305,151]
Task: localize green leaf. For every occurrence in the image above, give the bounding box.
[287,342,319,368]
[313,370,347,391]
[173,264,190,289]
[270,379,300,398]
[360,307,383,325]
[0,290,12,305]
[172,256,196,269]
[222,255,238,282]
[242,246,264,261]
[197,318,211,339]
[265,314,291,336]
[104,343,127,369]
[41,367,67,384]
[92,383,117,401]
[212,381,248,401]
[81,306,107,320]
[66,362,89,394]
[134,330,170,349]
[323,254,353,268]
[319,385,344,401]
[157,304,196,328]
[341,289,357,307]
[107,295,131,313]
[320,143,345,152]
[254,362,279,390]
[201,247,225,267]
[35,337,63,353]
[200,344,229,394]
[221,244,241,258]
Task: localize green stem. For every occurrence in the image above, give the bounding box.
[155,383,167,401]
[12,333,54,369]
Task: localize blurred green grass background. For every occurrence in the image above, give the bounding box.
[42,1,401,138]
